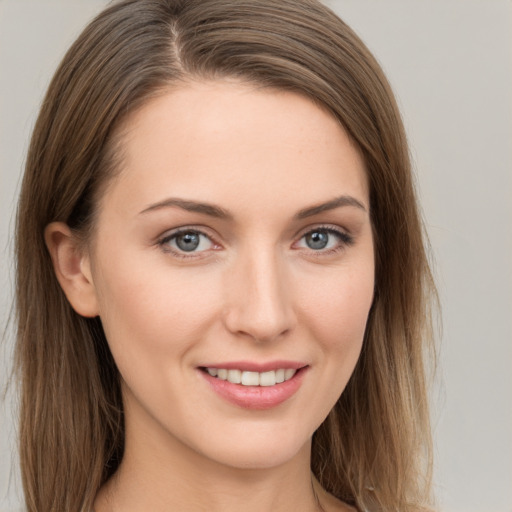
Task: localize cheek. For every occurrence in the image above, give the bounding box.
[93,253,221,370]
[302,265,374,343]
[286,261,374,437]
[298,260,374,395]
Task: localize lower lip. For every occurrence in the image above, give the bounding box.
[199,367,307,410]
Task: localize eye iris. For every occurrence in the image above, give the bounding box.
[306,230,329,250]
[176,232,200,252]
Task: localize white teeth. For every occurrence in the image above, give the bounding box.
[284,369,296,380]
[259,371,276,387]
[241,371,260,386]
[205,367,298,386]
[227,369,242,384]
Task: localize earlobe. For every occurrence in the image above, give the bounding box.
[44,222,100,318]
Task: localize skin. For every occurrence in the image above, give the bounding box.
[46,80,374,512]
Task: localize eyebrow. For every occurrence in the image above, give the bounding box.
[139,194,367,220]
[295,195,367,219]
[139,198,233,219]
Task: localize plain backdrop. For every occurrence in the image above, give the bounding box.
[1,1,511,511]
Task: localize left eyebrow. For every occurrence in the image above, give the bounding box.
[294,195,367,219]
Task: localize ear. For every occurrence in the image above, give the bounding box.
[44,222,100,318]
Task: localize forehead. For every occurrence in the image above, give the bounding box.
[102,80,369,221]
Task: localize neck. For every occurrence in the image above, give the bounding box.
[95,413,322,512]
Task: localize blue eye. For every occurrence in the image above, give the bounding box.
[161,230,214,254]
[297,228,352,252]
[305,230,330,250]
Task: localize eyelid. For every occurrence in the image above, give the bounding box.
[292,224,354,253]
[157,226,221,259]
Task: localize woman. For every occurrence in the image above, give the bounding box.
[14,0,436,511]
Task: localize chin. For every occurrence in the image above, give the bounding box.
[194,424,313,471]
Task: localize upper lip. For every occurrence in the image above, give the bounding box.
[198,360,308,372]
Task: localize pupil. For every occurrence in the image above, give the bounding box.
[306,231,328,250]
[176,232,200,252]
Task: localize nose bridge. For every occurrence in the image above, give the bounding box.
[223,241,295,342]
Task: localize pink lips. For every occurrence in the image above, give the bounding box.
[199,362,308,410]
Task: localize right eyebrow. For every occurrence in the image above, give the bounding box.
[139,197,233,220]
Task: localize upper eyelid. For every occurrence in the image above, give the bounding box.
[161,229,211,242]
[158,225,217,242]
[294,223,350,239]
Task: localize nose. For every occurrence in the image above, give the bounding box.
[222,246,296,343]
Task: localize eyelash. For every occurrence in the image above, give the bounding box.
[157,228,219,260]
[157,225,354,260]
[296,225,355,257]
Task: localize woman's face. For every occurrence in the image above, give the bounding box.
[86,81,374,470]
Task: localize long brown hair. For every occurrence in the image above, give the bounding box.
[15,1,436,510]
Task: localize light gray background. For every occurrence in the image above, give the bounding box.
[1,1,511,511]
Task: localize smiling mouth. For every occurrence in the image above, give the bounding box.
[200,367,299,387]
